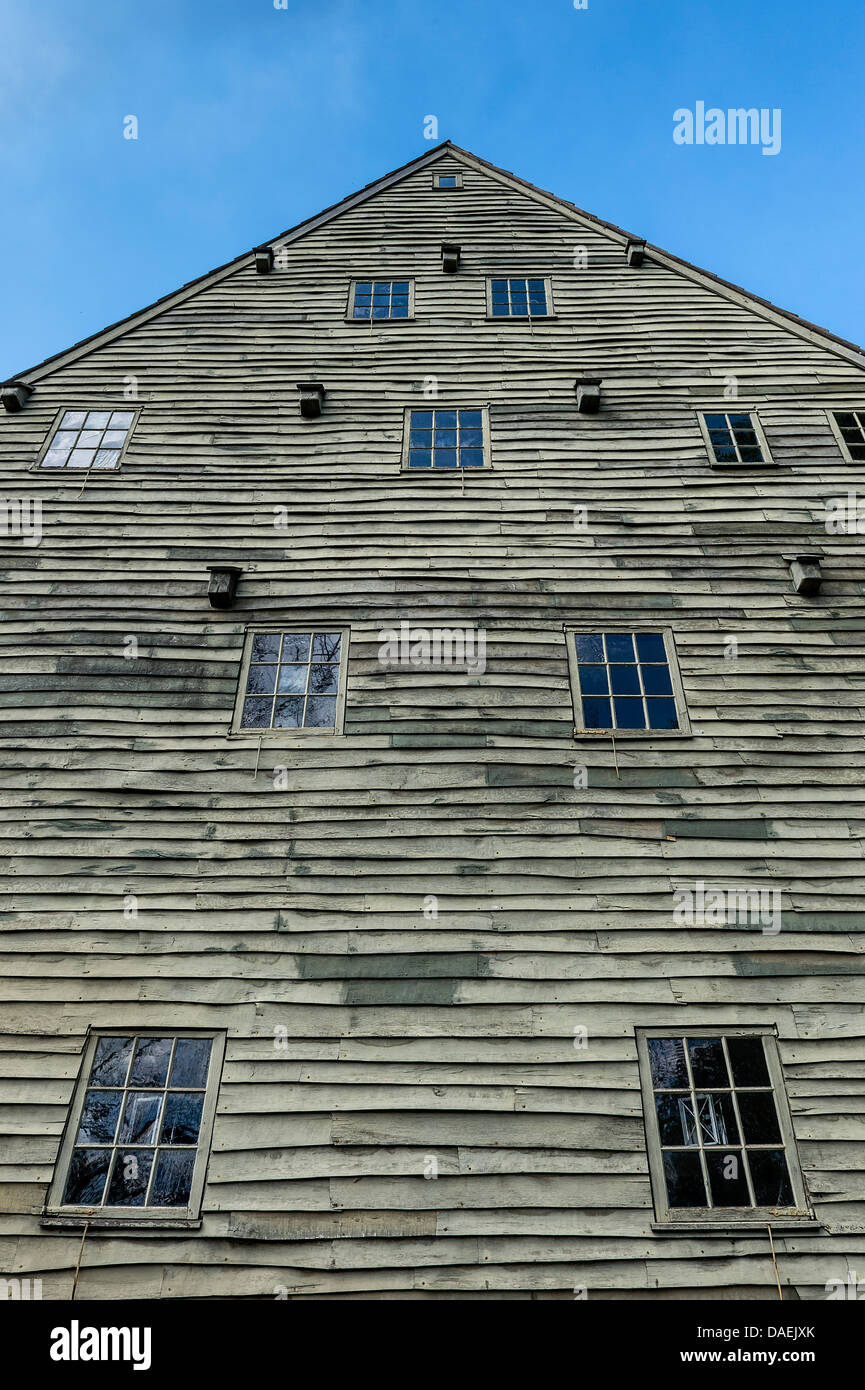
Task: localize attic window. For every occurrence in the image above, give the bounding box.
[488,278,551,318]
[432,172,462,189]
[349,280,412,320]
[699,411,773,466]
[565,629,690,735]
[828,410,865,462]
[233,629,349,735]
[637,1029,812,1226]
[39,408,137,470]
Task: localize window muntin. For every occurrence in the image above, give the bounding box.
[637,1031,809,1223]
[570,630,683,732]
[236,630,348,733]
[350,280,411,320]
[40,409,136,470]
[700,411,769,465]
[489,278,550,318]
[829,409,865,461]
[406,408,486,469]
[49,1031,222,1219]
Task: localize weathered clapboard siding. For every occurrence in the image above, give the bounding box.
[0,144,863,1298]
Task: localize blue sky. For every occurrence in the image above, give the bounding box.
[2,0,864,377]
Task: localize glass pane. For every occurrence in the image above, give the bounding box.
[655,1092,686,1146]
[578,665,609,695]
[161,1091,204,1145]
[128,1036,173,1088]
[609,664,641,695]
[372,304,389,318]
[76,1089,123,1144]
[458,411,482,428]
[704,414,727,429]
[491,302,509,316]
[170,1037,211,1089]
[410,429,432,447]
[41,446,71,467]
[582,697,611,730]
[706,1150,750,1206]
[102,430,127,448]
[460,428,483,447]
[727,1036,770,1088]
[728,414,752,429]
[613,697,645,729]
[663,1150,706,1207]
[635,633,667,663]
[748,1149,794,1206]
[78,430,103,448]
[738,446,763,462]
[647,698,679,730]
[393,282,409,295]
[511,300,528,316]
[63,1148,111,1205]
[411,411,433,427]
[92,449,121,469]
[241,697,272,729]
[688,1038,729,1088]
[834,412,857,428]
[246,665,277,694]
[251,633,281,661]
[528,280,545,294]
[353,304,370,318]
[460,449,484,468]
[273,696,303,728]
[391,303,408,317]
[85,411,111,428]
[119,1091,162,1145]
[436,410,457,427]
[149,1149,196,1207]
[105,1149,154,1206]
[713,444,737,463]
[604,633,635,662]
[60,410,87,429]
[435,429,457,447]
[409,451,431,468]
[574,634,603,663]
[276,665,307,693]
[68,449,95,468]
[641,665,673,696]
[434,450,457,468]
[109,411,134,429]
[281,634,310,662]
[737,1091,782,1145]
[309,663,338,695]
[695,1092,739,1145]
[305,696,337,727]
[90,1036,133,1087]
[648,1037,688,1089]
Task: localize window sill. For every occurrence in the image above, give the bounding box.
[708,460,780,469]
[651,1217,819,1235]
[42,1212,202,1231]
[574,727,692,739]
[345,316,416,325]
[484,314,558,323]
[400,466,489,475]
[228,729,346,742]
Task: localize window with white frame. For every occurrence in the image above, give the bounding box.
[233,629,349,733]
[403,408,487,469]
[636,1030,811,1225]
[828,410,865,462]
[46,1031,224,1221]
[488,278,551,317]
[349,280,412,320]
[699,411,772,465]
[39,408,137,469]
[566,629,689,734]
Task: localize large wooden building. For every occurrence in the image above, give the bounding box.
[1,143,863,1300]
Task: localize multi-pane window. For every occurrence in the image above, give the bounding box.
[405,409,486,469]
[700,411,768,465]
[568,630,686,733]
[489,278,549,317]
[350,280,411,320]
[236,630,347,732]
[49,1032,223,1218]
[40,409,136,469]
[830,410,865,461]
[637,1031,809,1222]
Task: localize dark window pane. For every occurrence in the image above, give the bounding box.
[849,444,865,460]
[491,281,507,294]
[688,1038,729,1088]
[434,450,457,468]
[459,429,483,447]
[436,429,457,448]
[161,1092,204,1145]
[614,697,645,729]
[410,429,433,447]
[273,696,303,728]
[574,634,604,664]
[641,664,673,696]
[63,1148,111,1205]
[655,1092,686,1146]
[170,1038,212,1089]
[305,696,337,727]
[582,696,612,729]
[727,1036,770,1088]
[604,633,635,662]
[609,664,641,695]
[150,1149,196,1207]
[391,304,408,318]
[648,1037,688,1089]
[129,1037,173,1088]
[251,633,281,662]
[737,1091,782,1145]
[748,1149,794,1206]
[732,429,758,447]
[511,300,529,316]
[738,446,764,462]
[492,302,509,316]
[708,430,732,447]
[372,304,389,318]
[647,698,679,729]
[246,665,277,694]
[411,411,433,427]
[309,663,338,695]
[706,1150,750,1206]
[393,282,409,295]
[728,414,752,429]
[90,1036,133,1087]
[353,304,370,318]
[76,1090,123,1145]
[694,1093,740,1145]
[409,451,431,468]
[704,414,727,429]
[578,664,609,695]
[460,449,484,467]
[663,1150,706,1207]
[119,1091,162,1145]
[241,697,272,729]
[281,634,310,663]
[105,1149,154,1206]
[277,665,307,694]
[834,413,857,428]
[354,282,371,296]
[437,175,456,188]
[712,444,737,463]
[527,280,545,294]
[436,410,457,427]
[459,411,482,428]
